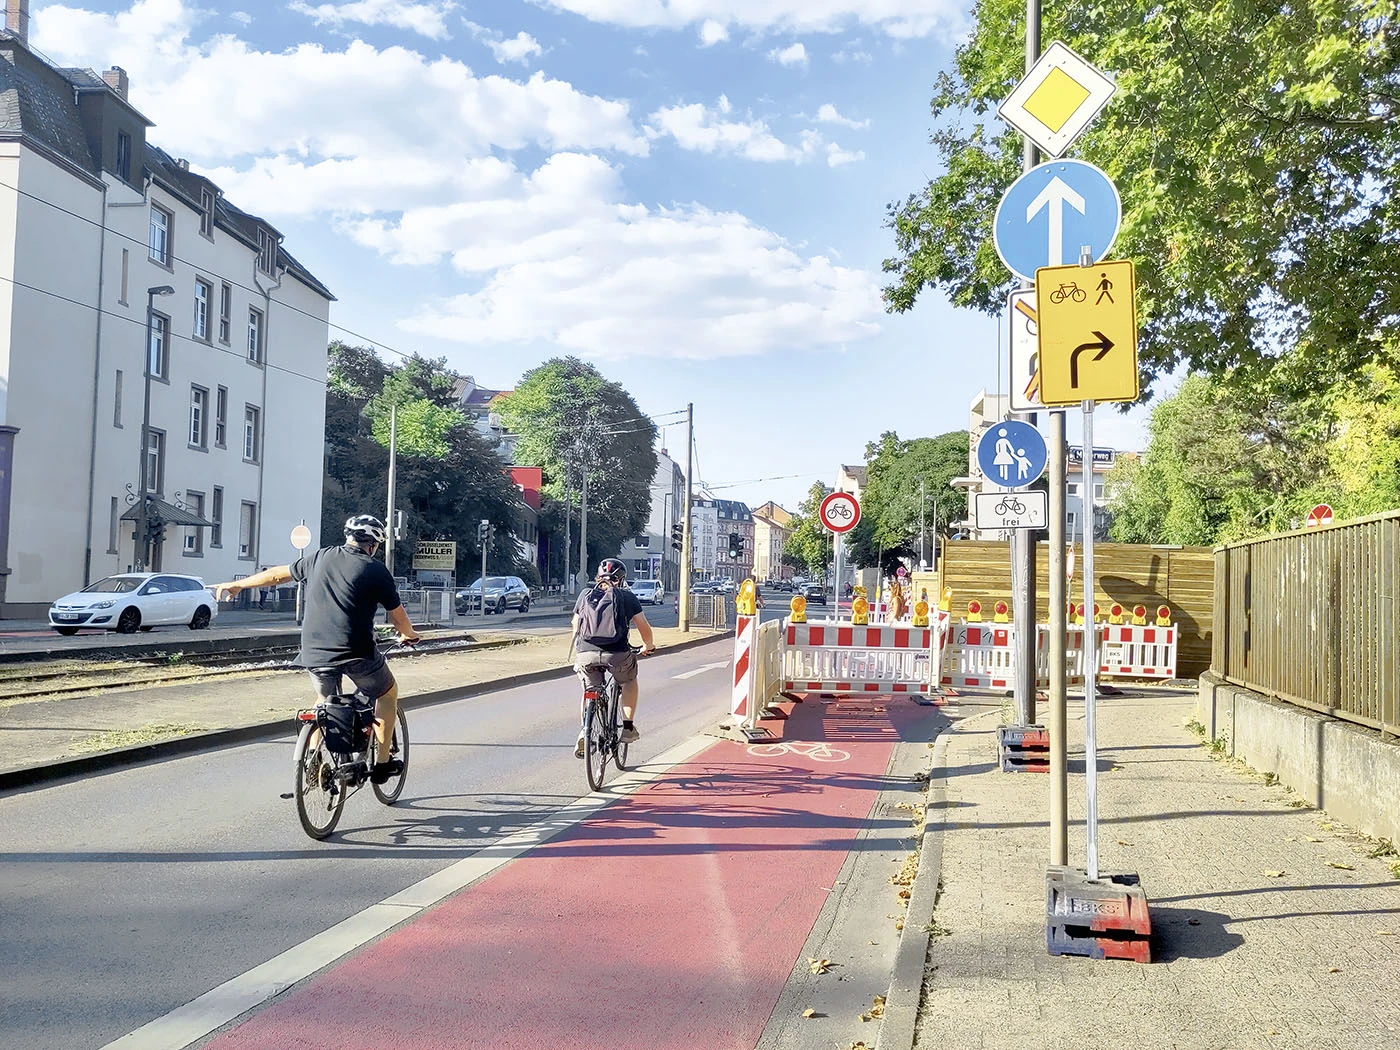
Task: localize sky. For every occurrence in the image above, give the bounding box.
[33,0,1150,513]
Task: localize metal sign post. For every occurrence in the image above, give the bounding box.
[1081,398,1100,879]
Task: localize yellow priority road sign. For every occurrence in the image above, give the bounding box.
[1035,259,1139,405]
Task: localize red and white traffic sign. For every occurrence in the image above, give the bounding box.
[289,523,313,550]
[1305,504,1334,528]
[819,491,861,534]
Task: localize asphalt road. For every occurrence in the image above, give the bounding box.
[0,637,734,1050]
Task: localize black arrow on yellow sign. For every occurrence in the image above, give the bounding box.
[1069,332,1114,389]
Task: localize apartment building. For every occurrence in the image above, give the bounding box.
[619,449,685,589]
[752,500,793,582]
[689,498,718,580]
[0,11,332,612]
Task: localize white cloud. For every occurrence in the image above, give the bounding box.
[767,42,808,68]
[646,99,818,163]
[531,1,963,40]
[352,154,883,359]
[229,10,252,25]
[824,143,864,166]
[465,23,545,65]
[698,19,728,46]
[832,41,872,63]
[288,0,458,40]
[815,103,868,129]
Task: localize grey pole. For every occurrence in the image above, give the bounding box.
[480,520,489,619]
[1082,399,1100,879]
[136,285,174,572]
[679,403,694,631]
[385,402,397,575]
[579,472,590,585]
[919,477,926,569]
[563,477,572,597]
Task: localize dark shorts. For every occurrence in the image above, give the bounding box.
[306,654,395,700]
[574,649,639,689]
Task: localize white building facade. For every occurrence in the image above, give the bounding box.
[689,499,718,580]
[0,17,332,613]
[618,449,685,590]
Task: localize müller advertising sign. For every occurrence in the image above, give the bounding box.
[412,541,457,571]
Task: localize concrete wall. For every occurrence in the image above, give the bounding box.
[1198,672,1400,845]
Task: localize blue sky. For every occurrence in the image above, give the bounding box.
[36,0,1148,512]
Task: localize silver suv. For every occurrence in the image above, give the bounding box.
[456,575,532,615]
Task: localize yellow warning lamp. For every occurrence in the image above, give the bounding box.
[851,596,870,625]
[912,599,930,627]
[790,595,807,623]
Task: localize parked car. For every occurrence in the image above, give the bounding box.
[802,583,827,604]
[691,579,717,594]
[48,573,218,635]
[456,575,532,615]
[630,579,665,605]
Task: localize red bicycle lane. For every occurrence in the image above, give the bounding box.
[205,699,926,1050]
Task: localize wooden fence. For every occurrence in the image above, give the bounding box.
[1213,511,1399,736]
[936,540,1215,678]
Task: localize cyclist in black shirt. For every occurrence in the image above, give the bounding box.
[572,558,655,757]
[212,514,420,783]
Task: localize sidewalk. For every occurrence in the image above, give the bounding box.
[0,626,716,786]
[914,690,1400,1050]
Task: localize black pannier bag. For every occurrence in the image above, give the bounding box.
[317,695,376,756]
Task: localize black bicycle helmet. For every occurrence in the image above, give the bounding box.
[344,514,387,546]
[596,558,626,583]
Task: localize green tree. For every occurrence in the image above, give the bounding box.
[497,357,657,572]
[783,482,835,578]
[884,0,1400,399]
[845,431,969,569]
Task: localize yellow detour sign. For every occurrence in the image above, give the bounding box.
[851,596,870,625]
[1035,259,1138,405]
[790,594,807,623]
[736,579,758,616]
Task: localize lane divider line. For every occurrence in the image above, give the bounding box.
[672,660,730,680]
[98,732,719,1050]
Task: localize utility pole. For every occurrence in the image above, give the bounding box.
[679,402,694,631]
[579,472,590,584]
[385,402,397,575]
[563,478,572,596]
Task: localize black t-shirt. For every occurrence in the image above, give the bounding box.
[574,584,644,653]
[289,545,402,668]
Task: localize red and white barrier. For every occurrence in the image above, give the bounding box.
[1097,622,1178,679]
[782,621,938,695]
[1035,624,1087,688]
[940,623,1016,690]
[731,613,757,726]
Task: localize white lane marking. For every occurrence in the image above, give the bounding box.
[99,732,716,1050]
[672,660,730,680]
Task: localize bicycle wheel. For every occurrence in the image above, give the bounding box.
[584,698,609,792]
[611,682,629,772]
[371,706,410,805]
[295,725,345,840]
[1072,288,1086,302]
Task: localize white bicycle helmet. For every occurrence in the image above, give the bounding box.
[344,514,387,546]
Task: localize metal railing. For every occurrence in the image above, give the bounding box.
[688,593,730,630]
[1213,510,1399,735]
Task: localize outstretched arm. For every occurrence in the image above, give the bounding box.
[210,565,291,602]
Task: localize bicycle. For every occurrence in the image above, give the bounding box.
[747,741,852,762]
[1048,282,1087,304]
[291,650,414,840]
[582,646,646,792]
[994,497,1027,516]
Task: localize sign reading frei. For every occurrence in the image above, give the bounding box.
[1008,289,1043,412]
[975,490,1049,531]
[412,540,457,570]
[976,420,1048,489]
[1035,259,1139,405]
[993,160,1121,283]
[997,41,1117,159]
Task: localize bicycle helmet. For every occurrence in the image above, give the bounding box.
[344,514,387,546]
[596,558,626,584]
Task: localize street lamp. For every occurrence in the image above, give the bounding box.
[135,285,175,571]
[919,478,940,571]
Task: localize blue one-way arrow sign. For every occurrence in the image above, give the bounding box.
[993,160,1121,283]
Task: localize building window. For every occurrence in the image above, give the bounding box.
[148,204,171,265]
[116,131,132,183]
[635,535,649,547]
[113,369,123,427]
[214,386,227,447]
[238,501,257,559]
[247,307,263,363]
[119,249,129,305]
[144,429,165,495]
[199,188,214,238]
[243,405,260,462]
[189,386,208,448]
[1094,483,1105,500]
[108,497,119,554]
[211,487,223,548]
[1067,483,1079,496]
[183,491,205,555]
[256,227,276,274]
[218,283,231,343]
[194,278,211,340]
[148,313,170,379]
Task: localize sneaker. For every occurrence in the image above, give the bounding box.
[370,759,404,784]
[619,725,640,744]
[574,732,587,759]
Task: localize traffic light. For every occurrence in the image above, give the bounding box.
[671,521,684,552]
[728,532,740,560]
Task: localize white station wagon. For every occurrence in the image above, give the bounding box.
[48,573,219,635]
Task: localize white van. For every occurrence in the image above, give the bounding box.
[630,579,665,605]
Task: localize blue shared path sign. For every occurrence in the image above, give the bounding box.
[977,421,1048,489]
[993,160,1121,283]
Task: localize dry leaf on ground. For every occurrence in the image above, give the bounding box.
[1263,870,1286,878]
[802,1008,817,1018]
[1327,862,1355,870]
[808,957,832,975]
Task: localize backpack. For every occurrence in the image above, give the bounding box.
[577,586,625,648]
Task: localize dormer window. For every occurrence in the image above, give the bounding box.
[115,132,132,183]
[199,188,214,238]
[256,227,276,275]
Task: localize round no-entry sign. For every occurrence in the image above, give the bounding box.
[819,491,861,534]
[290,523,313,550]
[1305,504,1334,528]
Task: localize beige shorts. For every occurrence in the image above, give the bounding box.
[574,649,639,689]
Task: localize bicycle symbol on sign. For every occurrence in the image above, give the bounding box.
[828,502,853,521]
[994,496,1027,517]
[1048,282,1087,305]
[747,741,852,763]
